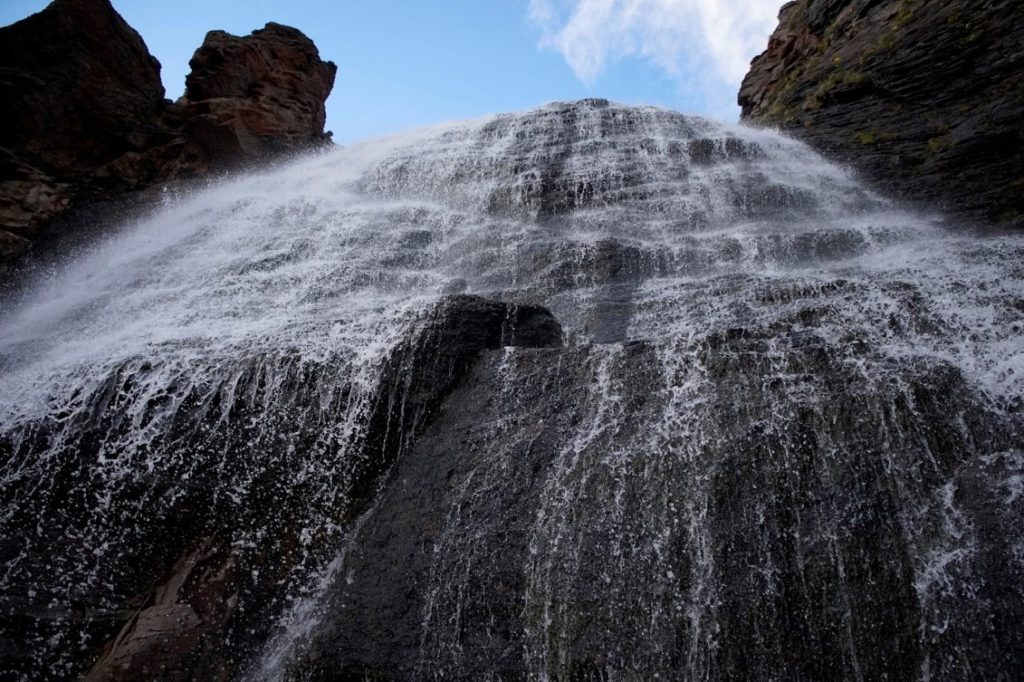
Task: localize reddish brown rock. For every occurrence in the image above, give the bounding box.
[86,539,239,682]
[0,0,169,178]
[177,23,337,168]
[0,151,72,255]
[0,229,31,260]
[739,0,1024,229]
[0,0,336,267]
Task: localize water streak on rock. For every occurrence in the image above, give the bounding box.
[0,100,1021,679]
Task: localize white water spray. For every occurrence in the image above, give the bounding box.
[0,101,1021,680]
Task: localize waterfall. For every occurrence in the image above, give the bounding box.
[0,100,1021,680]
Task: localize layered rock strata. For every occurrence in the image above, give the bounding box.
[740,0,1024,229]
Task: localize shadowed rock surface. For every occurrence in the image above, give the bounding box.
[1,294,559,680]
[0,0,335,265]
[739,0,1024,230]
[0,0,172,254]
[299,334,1020,681]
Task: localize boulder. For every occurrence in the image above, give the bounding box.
[739,0,1024,229]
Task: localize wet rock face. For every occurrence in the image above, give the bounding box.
[0,0,336,264]
[297,334,1022,681]
[1,100,1021,679]
[739,0,1024,229]
[180,23,337,163]
[360,99,878,226]
[0,294,559,679]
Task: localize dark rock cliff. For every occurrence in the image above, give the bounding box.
[300,330,1020,681]
[0,0,171,258]
[739,0,1024,229]
[0,0,336,264]
[1,295,560,679]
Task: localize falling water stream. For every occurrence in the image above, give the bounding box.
[0,100,1021,679]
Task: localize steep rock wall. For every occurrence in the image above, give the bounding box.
[0,0,171,258]
[1,294,560,679]
[739,0,1024,229]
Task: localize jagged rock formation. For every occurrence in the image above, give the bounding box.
[0,0,336,263]
[739,0,1024,229]
[179,23,337,167]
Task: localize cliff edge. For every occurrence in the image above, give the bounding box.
[0,0,336,263]
[739,0,1024,229]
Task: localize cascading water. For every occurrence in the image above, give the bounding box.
[0,99,1021,680]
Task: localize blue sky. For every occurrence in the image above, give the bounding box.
[1,1,779,143]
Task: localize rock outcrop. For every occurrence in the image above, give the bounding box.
[178,23,337,168]
[0,0,336,264]
[300,334,1020,681]
[739,0,1024,229]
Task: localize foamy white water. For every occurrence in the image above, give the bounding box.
[0,100,1021,680]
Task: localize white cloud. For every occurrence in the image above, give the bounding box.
[528,0,778,97]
